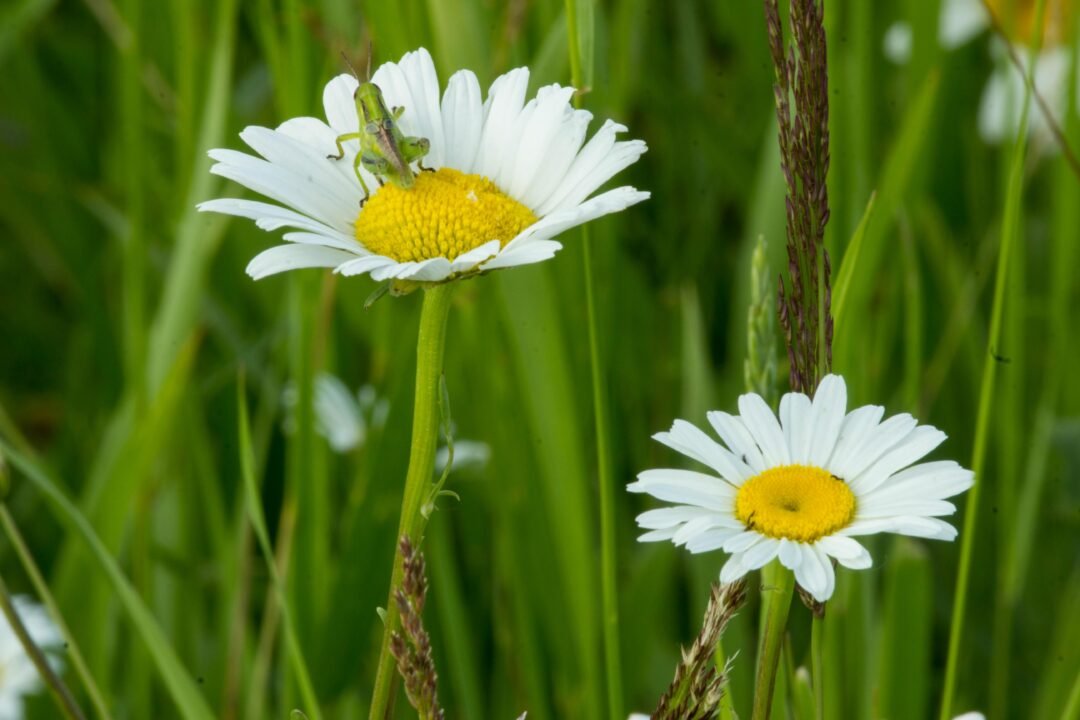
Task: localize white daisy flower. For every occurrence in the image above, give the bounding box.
[0,596,64,720]
[199,48,648,288]
[628,374,974,602]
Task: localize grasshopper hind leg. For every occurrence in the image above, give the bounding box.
[351,153,371,207]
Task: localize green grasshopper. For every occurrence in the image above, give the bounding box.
[328,54,431,204]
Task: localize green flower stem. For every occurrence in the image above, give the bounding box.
[0,572,86,720]
[752,559,795,720]
[0,504,112,720]
[369,283,455,720]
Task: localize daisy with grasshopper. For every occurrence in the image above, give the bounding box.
[200,47,648,293]
[203,46,647,719]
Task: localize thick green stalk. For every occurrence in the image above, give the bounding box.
[369,284,455,720]
[752,559,795,720]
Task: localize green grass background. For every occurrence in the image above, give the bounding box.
[0,0,1078,718]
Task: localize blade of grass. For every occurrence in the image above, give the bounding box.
[0,504,112,719]
[938,1,1040,709]
[1,443,215,720]
[877,538,931,720]
[565,0,621,716]
[830,191,875,336]
[237,372,323,720]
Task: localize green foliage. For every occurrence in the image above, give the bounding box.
[0,0,1077,718]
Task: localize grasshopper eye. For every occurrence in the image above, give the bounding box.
[364,122,379,135]
[382,118,394,131]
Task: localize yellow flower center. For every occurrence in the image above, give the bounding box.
[734,464,856,543]
[355,168,537,263]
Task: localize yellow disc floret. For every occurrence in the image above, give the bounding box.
[734,464,856,543]
[355,168,537,263]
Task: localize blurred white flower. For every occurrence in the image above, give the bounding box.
[435,440,491,476]
[287,375,489,475]
[887,0,1079,146]
[883,22,914,64]
[283,374,389,453]
[0,596,64,720]
[939,0,990,49]
[979,41,1073,143]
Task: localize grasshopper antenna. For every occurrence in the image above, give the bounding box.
[340,50,361,82]
[365,40,373,81]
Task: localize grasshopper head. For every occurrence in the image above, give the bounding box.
[354,82,393,127]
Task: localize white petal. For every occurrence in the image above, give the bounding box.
[334,255,398,277]
[246,245,357,280]
[836,412,918,482]
[450,239,503,272]
[778,538,802,570]
[806,374,847,467]
[856,498,958,518]
[240,126,362,211]
[861,461,975,504]
[741,537,781,569]
[481,240,563,270]
[208,148,354,233]
[840,516,958,541]
[441,70,484,172]
[722,530,764,554]
[281,231,366,253]
[848,425,947,494]
[706,411,766,473]
[794,543,829,601]
[276,116,381,193]
[393,48,445,167]
[323,73,360,132]
[685,527,743,554]
[397,257,453,282]
[197,198,355,245]
[506,84,577,201]
[653,419,753,484]
[817,545,836,599]
[371,59,421,139]
[522,108,592,209]
[628,469,736,511]
[536,119,648,216]
[474,67,530,180]
[635,506,712,530]
[738,393,789,466]
[719,553,751,585]
[825,404,885,477]
[371,260,425,281]
[503,187,649,251]
[638,528,678,543]
[779,391,813,463]
[816,536,872,570]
